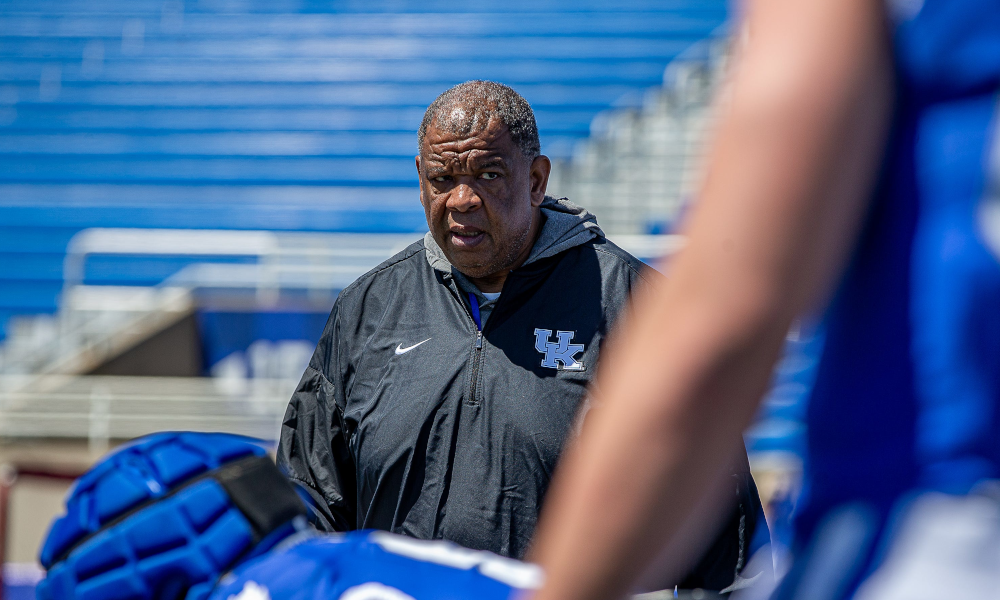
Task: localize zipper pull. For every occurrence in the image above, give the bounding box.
[476,331,483,349]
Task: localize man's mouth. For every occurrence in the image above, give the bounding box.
[449,227,486,248]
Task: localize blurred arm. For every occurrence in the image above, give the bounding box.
[528,0,893,598]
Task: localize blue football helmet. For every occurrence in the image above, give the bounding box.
[38,432,307,600]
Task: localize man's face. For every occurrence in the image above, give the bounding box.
[416,116,550,286]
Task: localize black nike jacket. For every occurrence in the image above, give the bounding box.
[278,218,765,590]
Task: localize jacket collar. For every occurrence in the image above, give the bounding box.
[423,196,604,298]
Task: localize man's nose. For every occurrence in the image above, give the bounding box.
[447,182,482,212]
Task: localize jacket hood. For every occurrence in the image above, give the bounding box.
[424,196,604,278]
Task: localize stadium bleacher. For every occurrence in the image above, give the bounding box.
[0,0,728,341]
[0,3,826,582]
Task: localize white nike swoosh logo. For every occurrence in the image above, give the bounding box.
[395,338,431,355]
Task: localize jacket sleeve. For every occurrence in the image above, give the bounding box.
[677,447,768,591]
[277,300,357,532]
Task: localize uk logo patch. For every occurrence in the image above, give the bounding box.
[533,328,585,371]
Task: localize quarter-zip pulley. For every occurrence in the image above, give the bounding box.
[469,330,484,405]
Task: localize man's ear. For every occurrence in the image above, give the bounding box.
[530,155,552,207]
[415,155,428,208]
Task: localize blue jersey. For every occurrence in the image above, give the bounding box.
[209,531,537,600]
[791,0,1000,590]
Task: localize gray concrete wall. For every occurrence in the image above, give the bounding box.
[0,440,114,565]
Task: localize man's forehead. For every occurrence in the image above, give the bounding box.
[422,118,512,159]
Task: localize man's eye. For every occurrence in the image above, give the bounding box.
[480,172,499,180]
[432,176,450,183]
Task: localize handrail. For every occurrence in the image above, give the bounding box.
[4,230,681,378]
[0,375,292,443]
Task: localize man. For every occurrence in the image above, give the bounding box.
[530,0,1000,599]
[278,80,763,588]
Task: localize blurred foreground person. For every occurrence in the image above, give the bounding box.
[530,0,1000,599]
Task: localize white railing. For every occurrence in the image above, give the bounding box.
[63,229,420,305]
[0,231,422,378]
[548,40,729,235]
[2,229,681,378]
[0,375,291,446]
[0,286,194,378]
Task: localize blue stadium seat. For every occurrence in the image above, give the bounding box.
[0,202,429,230]
[0,0,729,339]
[2,37,706,61]
[0,256,63,287]
[0,60,679,83]
[0,156,419,183]
[0,281,62,311]
[1,106,596,132]
[2,82,651,107]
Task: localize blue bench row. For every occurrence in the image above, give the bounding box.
[0,132,418,155]
[0,12,726,38]
[0,36,709,60]
[0,131,592,156]
[0,156,418,183]
[0,60,682,86]
[0,255,273,290]
[0,82,644,106]
[0,280,62,313]
[0,0,727,341]
[0,187,428,274]
[0,252,64,281]
[0,226,80,253]
[0,193,428,318]
[0,219,426,321]
[0,183,419,205]
[0,106,598,132]
[0,198,427,230]
[0,132,586,169]
[1,0,724,15]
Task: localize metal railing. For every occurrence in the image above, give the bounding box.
[0,286,195,379]
[63,229,421,304]
[0,231,422,378]
[0,375,291,445]
[0,229,682,442]
[548,40,729,235]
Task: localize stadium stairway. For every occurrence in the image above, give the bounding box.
[0,0,729,340]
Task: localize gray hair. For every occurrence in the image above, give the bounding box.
[418,80,541,160]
